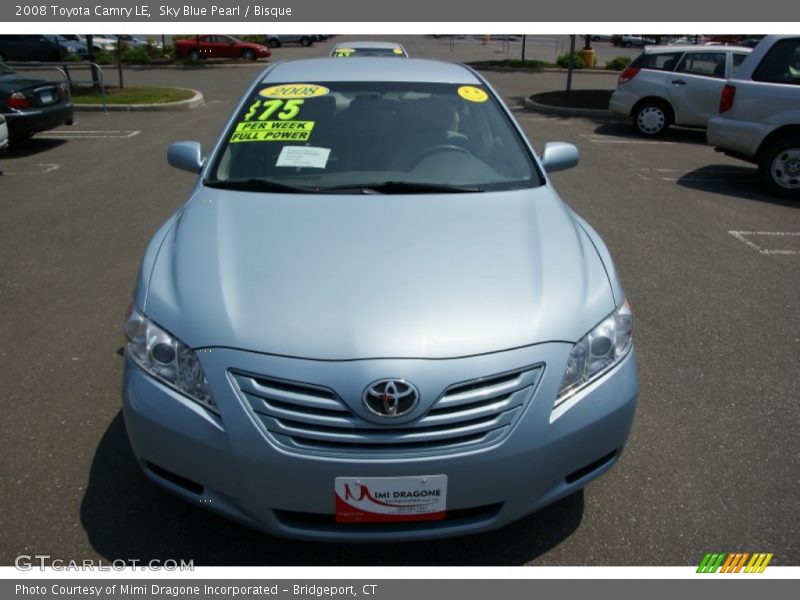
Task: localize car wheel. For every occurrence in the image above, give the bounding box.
[187,49,200,61]
[242,48,256,61]
[622,41,631,48]
[300,37,312,47]
[633,101,672,137]
[268,38,280,48]
[759,136,800,199]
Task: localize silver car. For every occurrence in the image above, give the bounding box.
[707,35,800,198]
[122,58,638,541]
[610,45,751,136]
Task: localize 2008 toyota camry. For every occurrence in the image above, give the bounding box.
[122,57,638,541]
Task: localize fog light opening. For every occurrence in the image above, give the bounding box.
[145,461,204,495]
[565,450,617,484]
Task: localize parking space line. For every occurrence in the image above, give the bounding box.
[1,163,61,175]
[40,130,141,139]
[633,167,754,182]
[581,134,683,145]
[729,231,800,255]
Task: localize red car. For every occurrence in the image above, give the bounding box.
[175,35,271,61]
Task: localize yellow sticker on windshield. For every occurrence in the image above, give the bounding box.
[392,48,404,55]
[458,86,488,103]
[230,120,316,143]
[259,84,330,99]
[332,49,354,57]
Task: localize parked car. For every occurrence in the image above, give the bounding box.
[0,60,73,142]
[707,35,800,198]
[610,45,752,136]
[122,57,638,541]
[174,36,271,61]
[0,34,74,62]
[0,113,8,152]
[44,35,89,59]
[264,34,314,48]
[330,41,408,58]
[613,35,656,48]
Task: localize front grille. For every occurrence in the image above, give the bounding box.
[231,365,542,457]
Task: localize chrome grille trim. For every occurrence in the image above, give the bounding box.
[231,364,542,457]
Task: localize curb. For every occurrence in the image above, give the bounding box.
[522,96,620,119]
[74,89,204,112]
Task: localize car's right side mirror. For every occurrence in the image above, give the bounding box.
[541,142,579,173]
[167,141,204,174]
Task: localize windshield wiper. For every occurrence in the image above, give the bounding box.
[203,178,318,194]
[317,181,483,194]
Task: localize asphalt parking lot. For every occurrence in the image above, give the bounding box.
[1,35,798,567]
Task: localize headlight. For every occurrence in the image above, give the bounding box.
[124,305,218,413]
[557,299,633,406]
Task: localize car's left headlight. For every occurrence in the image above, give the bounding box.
[556,299,633,406]
[124,305,218,413]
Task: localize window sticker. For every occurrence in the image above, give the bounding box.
[392,48,405,55]
[230,120,316,143]
[276,146,331,169]
[258,84,330,99]
[332,49,355,57]
[457,86,489,103]
[244,98,305,121]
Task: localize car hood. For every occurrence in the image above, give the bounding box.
[144,186,615,359]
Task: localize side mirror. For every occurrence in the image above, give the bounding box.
[167,141,204,174]
[541,142,579,173]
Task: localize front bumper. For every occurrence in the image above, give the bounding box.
[122,343,638,542]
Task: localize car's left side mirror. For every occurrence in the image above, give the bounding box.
[541,142,579,173]
[167,141,204,174]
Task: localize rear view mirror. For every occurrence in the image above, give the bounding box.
[541,142,579,173]
[167,141,204,174]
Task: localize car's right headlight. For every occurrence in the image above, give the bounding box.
[124,305,218,414]
[556,299,633,406]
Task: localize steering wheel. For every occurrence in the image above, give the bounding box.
[410,144,474,168]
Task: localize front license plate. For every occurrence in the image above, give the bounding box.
[39,91,55,104]
[335,475,447,523]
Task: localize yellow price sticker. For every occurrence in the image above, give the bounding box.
[457,86,488,103]
[259,84,330,99]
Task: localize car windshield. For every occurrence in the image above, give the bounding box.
[207,81,539,193]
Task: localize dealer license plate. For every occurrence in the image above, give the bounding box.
[39,90,55,104]
[335,475,448,523]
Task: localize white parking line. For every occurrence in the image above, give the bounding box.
[581,134,684,145]
[633,167,754,182]
[40,130,141,139]
[728,231,800,255]
[1,163,61,175]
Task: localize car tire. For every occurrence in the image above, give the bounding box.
[300,37,312,47]
[759,135,800,199]
[622,41,631,48]
[242,49,256,61]
[633,101,672,137]
[187,49,200,61]
[267,38,280,48]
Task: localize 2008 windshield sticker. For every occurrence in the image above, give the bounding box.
[230,95,317,143]
[258,84,330,99]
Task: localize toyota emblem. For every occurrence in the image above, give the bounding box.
[362,379,420,418]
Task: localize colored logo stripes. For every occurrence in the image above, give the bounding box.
[697,552,773,573]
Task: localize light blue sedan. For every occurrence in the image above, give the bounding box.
[122,57,638,541]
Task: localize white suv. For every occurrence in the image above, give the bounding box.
[610,45,751,136]
[707,35,800,199]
